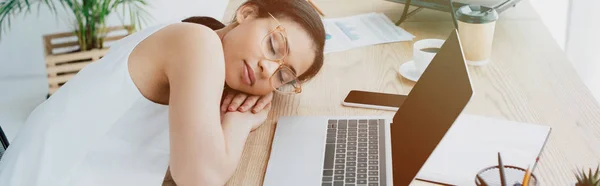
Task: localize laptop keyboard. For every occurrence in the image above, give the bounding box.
[322,119,387,186]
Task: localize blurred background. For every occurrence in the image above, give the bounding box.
[0,0,229,141]
[0,0,598,142]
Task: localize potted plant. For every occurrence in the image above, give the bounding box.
[576,166,600,186]
[0,0,151,94]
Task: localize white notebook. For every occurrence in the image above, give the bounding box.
[416,114,551,186]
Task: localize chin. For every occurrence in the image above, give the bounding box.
[224,70,270,96]
[224,74,250,94]
[224,75,241,90]
[249,87,272,96]
[224,60,245,90]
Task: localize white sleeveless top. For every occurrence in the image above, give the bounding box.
[0,23,175,186]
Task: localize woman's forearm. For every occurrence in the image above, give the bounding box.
[221,117,253,176]
[169,118,252,186]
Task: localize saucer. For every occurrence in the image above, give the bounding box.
[398,60,422,82]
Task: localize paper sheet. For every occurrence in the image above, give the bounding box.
[323,13,415,53]
[416,114,551,185]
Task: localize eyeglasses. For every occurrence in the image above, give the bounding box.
[261,12,302,94]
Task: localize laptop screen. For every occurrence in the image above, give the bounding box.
[390,30,473,185]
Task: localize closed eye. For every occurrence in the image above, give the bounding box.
[269,37,276,55]
[277,70,285,82]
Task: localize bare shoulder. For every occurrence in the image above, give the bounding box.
[154,22,225,79]
[158,22,223,59]
[127,22,224,105]
[159,22,222,46]
[159,23,226,121]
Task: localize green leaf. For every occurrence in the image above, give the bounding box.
[23,0,31,13]
[43,0,58,14]
[585,168,591,183]
[577,171,584,184]
[578,168,587,184]
[112,0,152,31]
[0,0,27,40]
[1,0,150,44]
[590,168,594,182]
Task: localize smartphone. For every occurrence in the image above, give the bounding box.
[342,90,408,111]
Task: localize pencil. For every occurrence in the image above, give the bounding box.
[476,175,489,186]
[307,0,325,16]
[522,165,532,186]
[498,152,507,186]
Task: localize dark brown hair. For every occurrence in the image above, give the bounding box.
[184,0,326,82]
[182,16,226,30]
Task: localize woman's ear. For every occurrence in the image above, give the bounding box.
[235,4,259,24]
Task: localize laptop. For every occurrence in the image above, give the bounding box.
[263,30,473,186]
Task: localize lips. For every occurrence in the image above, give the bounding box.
[243,60,256,86]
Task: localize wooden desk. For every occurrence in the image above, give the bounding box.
[170,0,600,185]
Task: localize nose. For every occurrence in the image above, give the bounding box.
[258,59,280,79]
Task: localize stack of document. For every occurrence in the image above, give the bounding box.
[323,13,415,53]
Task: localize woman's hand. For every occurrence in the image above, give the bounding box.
[221,88,273,114]
[222,103,271,131]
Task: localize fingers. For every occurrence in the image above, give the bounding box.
[263,102,272,110]
[240,96,260,112]
[252,92,274,113]
[256,103,272,117]
[221,91,235,112]
[228,93,248,111]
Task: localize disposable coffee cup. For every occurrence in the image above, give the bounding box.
[413,39,445,75]
[456,5,499,66]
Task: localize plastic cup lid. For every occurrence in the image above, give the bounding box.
[455,5,499,24]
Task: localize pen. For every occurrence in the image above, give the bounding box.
[307,0,325,17]
[531,157,540,172]
[498,152,507,186]
[522,165,532,186]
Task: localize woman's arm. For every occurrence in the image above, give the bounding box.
[160,23,251,186]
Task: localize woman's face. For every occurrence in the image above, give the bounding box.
[221,6,316,96]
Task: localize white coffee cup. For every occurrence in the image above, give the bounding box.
[455,5,499,66]
[413,39,445,75]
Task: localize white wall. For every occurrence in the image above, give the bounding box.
[529,0,570,49]
[565,0,600,99]
[530,0,600,101]
[0,0,229,78]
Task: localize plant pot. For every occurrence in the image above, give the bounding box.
[43,25,132,95]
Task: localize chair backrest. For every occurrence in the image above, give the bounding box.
[0,125,8,160]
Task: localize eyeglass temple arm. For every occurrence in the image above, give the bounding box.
[267,12,282,26]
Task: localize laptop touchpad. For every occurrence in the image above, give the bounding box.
[263,116,328,186]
